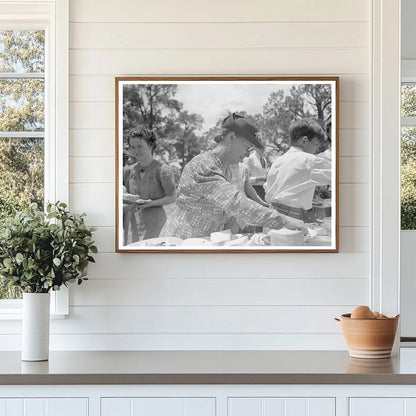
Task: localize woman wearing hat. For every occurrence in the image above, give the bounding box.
[161,113,306,239]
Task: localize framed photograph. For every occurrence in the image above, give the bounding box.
[116,77,338,253]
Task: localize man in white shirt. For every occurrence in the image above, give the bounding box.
[264,118,331,221]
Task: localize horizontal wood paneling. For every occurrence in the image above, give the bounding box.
[69,157,114,183]
[86,252,369,279]
[71,278,368,306]
[0,333,347,350]
[339,157,369,183]
[339,183,369,227]
[60,0,373,351]
[70,49,368,76]
[70,0,369,23]
[70,74,369,103]
[54,306,351,334]
[0,306,353,335]
[69,183,114,226]
[69,129,114,157]
[339,227,369,253]
[338,129,369,157]
[69,101,368,130]
[70,22,368,50]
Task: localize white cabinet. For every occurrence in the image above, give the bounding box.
[228,397,335,416]
[101,397,215,416]
[349,398,416,416]
[0,398,88,416]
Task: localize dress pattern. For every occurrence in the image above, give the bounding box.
[161,151,289,239]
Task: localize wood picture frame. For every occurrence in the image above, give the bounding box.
[115,77,339,253]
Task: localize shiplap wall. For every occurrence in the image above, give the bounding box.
[59,0,371,350]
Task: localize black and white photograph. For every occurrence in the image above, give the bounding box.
[116,77,338,252]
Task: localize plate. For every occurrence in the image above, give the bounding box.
[182,238,212,246]
[129,236,183,247]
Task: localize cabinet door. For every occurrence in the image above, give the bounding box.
[0,398,88,416]
[101,398,215,416]
[350,398,405,416]
[350,398,416,416]
[228,397,335,416]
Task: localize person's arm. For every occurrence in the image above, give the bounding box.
[204,172,305,232]
[139,190,176,209]
[244,181,268,207]
[139,164,177,209]
[311,155,332,185]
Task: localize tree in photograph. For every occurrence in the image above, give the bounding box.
[258,84,332,158]
[123,84,204,171]
[173,110,204,171]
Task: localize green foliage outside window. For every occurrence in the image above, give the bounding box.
[401,84,416,230]
[0,30,45,299]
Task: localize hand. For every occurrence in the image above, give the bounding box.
[284,218,308,235]
[137,200,153,210]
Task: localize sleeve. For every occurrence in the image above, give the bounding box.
[311,156,332,185]
[159,164,176,196]
[199,171,288,229]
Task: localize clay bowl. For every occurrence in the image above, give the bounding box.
[337,313,399,359]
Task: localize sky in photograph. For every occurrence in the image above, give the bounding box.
[174,82,292,132]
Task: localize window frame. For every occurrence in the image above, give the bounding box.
[0,0,69,316]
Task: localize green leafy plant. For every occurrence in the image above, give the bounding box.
[0,202,97,293]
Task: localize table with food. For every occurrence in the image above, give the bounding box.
[128,218,332,248]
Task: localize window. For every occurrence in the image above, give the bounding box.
[0,29,45,300]
[0,0,69,314]
[401,78,416,230]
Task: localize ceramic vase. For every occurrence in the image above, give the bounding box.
[22,292,50,361]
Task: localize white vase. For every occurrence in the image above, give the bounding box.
[22,292,50,361]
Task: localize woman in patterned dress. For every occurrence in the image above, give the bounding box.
[123,127,176,244]
[161,113,306,239]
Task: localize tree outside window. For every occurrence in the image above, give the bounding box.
[401,84,416,230]
[0,30,45,299]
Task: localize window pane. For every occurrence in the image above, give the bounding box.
[0,78,44,132]
[0,30,45,73]
[402,84,416,117]
[0,137,44,216]
[401,127,416,230]
[0,137,44,300]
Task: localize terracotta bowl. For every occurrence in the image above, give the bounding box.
[337,313,399,359]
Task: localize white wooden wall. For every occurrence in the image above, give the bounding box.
[61,0,371,349]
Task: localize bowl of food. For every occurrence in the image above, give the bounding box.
[335,306,399,359]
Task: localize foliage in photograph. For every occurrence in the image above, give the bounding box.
[122,83,332,174]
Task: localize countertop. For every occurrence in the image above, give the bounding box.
[2,349,416,385]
